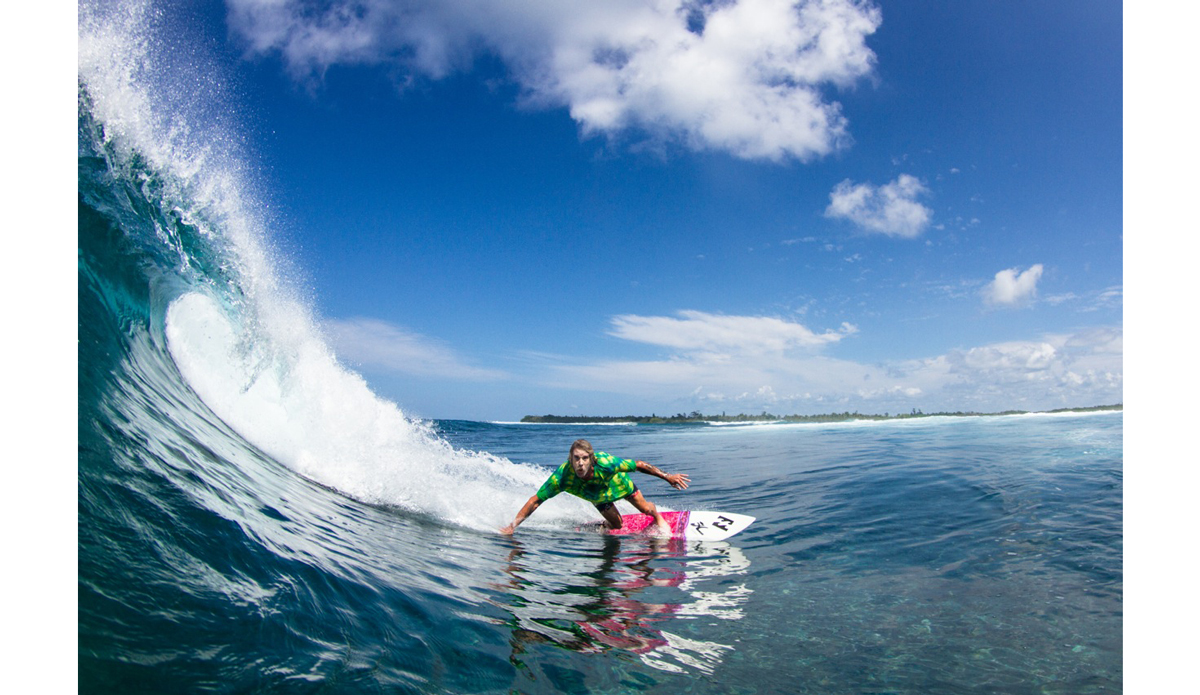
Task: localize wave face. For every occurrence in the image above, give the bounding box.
[76,1,595,689]
[78,2,1121,693]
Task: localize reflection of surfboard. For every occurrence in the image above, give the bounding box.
[585,511,755,541]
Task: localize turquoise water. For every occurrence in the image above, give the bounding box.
[78,1,1121,690]
[80,362,1123,693]
[439,417,1122,692]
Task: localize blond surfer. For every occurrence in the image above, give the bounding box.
[500,439,690,535]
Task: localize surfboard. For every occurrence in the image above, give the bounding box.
[585,510,755,541]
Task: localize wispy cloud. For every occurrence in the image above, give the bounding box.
[1089,285,1123,312]
[825,174,933,237]
[542,323,1122,413]
[984,264,1044,307]
[326,312,1121,413]
[609,310,856,354]
[324,317,507,380]
[227,0,882,161]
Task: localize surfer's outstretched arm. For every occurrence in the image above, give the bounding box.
[500,495,542,535]
[634,460,690,490]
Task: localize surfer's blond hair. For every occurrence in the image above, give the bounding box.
[570,439,596,466]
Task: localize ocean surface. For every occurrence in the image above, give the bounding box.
[78,2,1122,692]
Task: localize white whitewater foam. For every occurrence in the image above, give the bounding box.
[165,292,589,531]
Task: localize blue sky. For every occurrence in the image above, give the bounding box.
[95,0,1126,421]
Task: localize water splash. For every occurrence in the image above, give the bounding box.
[78,0,566,532]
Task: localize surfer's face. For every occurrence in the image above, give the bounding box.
[570,449,593,479]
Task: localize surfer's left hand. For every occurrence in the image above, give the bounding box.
[667,473,690,490]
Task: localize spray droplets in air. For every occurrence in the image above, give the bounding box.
[81,0,559,531]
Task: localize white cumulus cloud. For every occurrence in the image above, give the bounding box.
[825,174,932,237]
[984,264,1044,307]
[957,340,1058,372]
[226,0,883,160]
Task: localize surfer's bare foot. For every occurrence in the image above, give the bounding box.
[655,520,672,536]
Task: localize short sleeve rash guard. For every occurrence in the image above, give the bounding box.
[535,452,638,504]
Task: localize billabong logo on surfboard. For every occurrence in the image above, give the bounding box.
[585,510,755,541]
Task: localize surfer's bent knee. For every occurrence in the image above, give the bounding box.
[595,500,623,528]
[628,490,655,513]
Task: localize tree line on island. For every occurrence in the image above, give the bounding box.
[520,404,1122,425]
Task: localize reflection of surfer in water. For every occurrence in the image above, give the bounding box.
[493,535,685,661]
[500,439,690,536]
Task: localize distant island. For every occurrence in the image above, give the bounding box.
[520,404,1122,425]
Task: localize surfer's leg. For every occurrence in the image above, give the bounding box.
[626,491,672,535]
[595,501,623,529]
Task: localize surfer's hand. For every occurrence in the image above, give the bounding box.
[499,524,515,535]
[667,473,690,490]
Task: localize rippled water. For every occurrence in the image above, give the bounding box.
[77,1,1121,686]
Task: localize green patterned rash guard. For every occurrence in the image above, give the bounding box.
[536,452,638,504]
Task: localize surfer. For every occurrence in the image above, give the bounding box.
[500,439,690,536]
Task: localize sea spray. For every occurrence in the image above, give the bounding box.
[79,0,578,533]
